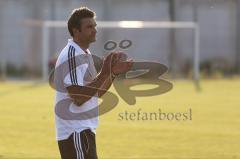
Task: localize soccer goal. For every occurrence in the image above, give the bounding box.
[25,20,200,89]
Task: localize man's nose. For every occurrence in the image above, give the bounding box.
[93,27,97,34]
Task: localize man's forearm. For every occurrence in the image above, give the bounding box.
[66,70,110,106]
[98,75,115,97]
[66,52,131,106]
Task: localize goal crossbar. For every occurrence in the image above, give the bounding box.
[25,20,200,89]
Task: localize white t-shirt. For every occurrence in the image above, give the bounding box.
[54,39,98,141]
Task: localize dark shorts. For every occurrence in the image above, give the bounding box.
[58,129,98,159]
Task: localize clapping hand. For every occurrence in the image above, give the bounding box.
[102,52,133,77]
[111,52,133,75]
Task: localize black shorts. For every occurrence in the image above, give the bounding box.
[58,129,98,159]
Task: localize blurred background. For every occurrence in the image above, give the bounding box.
[0,0,239,80]
[0,0,240,159]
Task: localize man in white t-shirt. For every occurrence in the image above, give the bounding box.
[54,7,133,159]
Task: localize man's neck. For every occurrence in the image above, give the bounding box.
[73,39,89,51]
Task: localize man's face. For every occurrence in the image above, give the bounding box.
[78,18,97,43]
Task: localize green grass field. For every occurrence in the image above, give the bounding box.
[0,79,240,159]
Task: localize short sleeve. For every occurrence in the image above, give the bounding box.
[63,66,85,87]
[63,45,86,88]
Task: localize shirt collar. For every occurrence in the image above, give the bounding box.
[68,39,90,54]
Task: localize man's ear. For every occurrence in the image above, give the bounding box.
[72,28,79,36]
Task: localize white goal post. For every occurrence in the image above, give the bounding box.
[25,20,200,89]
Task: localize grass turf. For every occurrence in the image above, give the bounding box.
[0,79,240,159]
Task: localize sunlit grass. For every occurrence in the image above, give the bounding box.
[0,79,240,159]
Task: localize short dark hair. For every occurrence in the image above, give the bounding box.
[67,7,96,37]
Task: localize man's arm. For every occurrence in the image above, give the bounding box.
[66,52,133,106]
[66,53,113,106]
[66,72,109,106]
[97,74,115,97]
[92,58,133,98]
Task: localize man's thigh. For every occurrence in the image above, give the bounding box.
[58,129,98,159]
